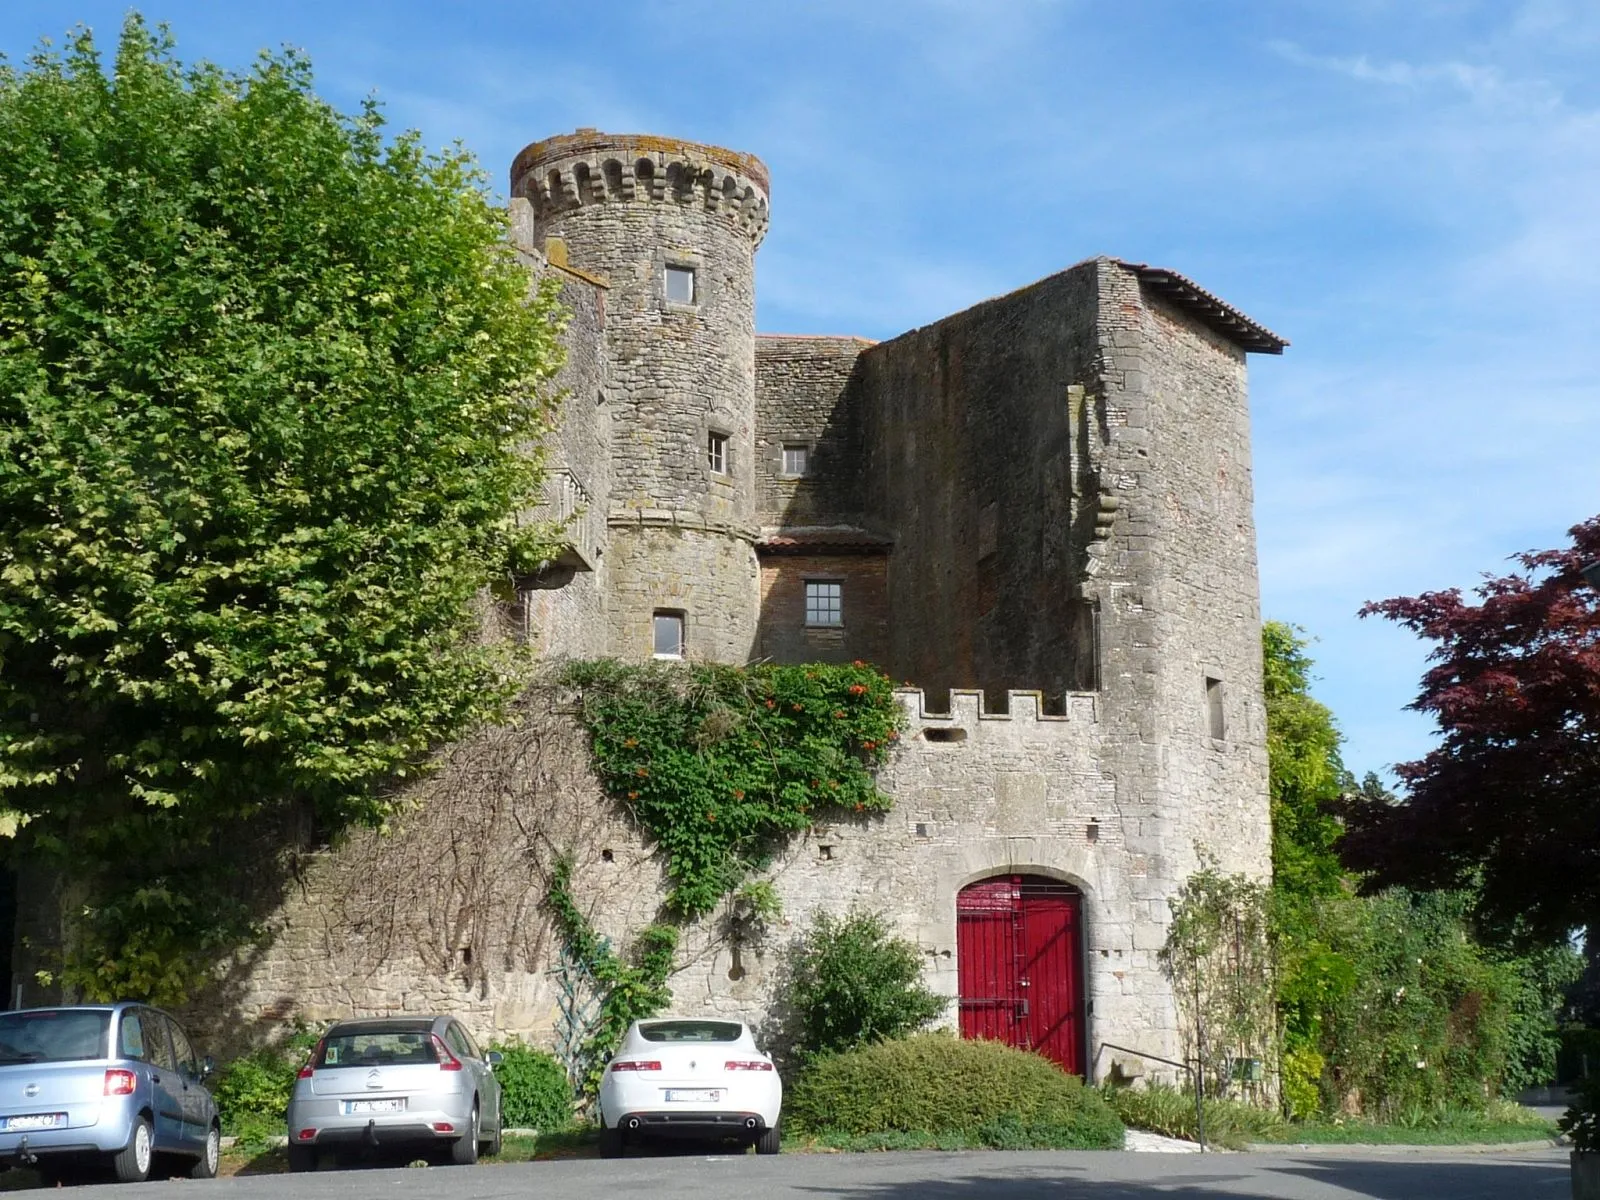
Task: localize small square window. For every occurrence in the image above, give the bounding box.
[665,265,696,304]
[782,445,809,477]
[805,581,842,627]
[708,432,729,476]
[654,612,684,658]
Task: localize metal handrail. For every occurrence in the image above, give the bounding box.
[1098,1041,1207,1153]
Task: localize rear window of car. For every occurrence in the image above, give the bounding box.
[637,1021,744,1043]
[318,1030,436,1067]
[0,1010,110,1064]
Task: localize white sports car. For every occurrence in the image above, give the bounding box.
[596,1019,782,1156]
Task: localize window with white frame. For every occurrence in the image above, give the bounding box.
[781,444,809,477]
[707,431,729,476]
[804,580,842,627]
[653,612,685,658]
[665,264,696,304]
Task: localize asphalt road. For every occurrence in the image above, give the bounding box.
[36,1144,1576,1200]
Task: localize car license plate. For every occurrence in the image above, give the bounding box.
[343,1099,406,1115]
[664,1089,722,1103]
[3,1113,65,1131]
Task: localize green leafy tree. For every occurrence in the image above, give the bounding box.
[0,17,564,1002]
[1262,622,1346,902]
[1262,623,1580,1116]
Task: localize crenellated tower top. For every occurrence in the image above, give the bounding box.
[510,129,770,247]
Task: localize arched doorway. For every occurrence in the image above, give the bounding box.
[956,875,1085,1076]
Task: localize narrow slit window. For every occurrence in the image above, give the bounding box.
[1205,676,1225,740]
[707,432,729,476]
[805,581,842,627]
[653,612,685,659]
[781,444,809,477]
[665,264,696,304]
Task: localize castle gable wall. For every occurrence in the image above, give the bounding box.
[851,263,1102,702]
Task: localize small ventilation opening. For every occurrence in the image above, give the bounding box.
[922,727,967,743]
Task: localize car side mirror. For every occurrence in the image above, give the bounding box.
[201,1056,215,1080]
[486,1051,503,1068]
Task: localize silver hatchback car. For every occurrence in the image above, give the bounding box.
[0,1003,220,1185]
[285,1015,503,1171]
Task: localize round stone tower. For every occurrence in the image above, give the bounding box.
[511,130,770,663]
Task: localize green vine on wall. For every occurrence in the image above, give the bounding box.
[545,856,677,1095]
[562,659,905,917]
[544,659,906,1092]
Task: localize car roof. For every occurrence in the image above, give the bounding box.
[324,1016,444,1035]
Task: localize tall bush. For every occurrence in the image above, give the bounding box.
[782,908,945,1061]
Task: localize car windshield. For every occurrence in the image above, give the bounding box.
[0,1010,110,1064]
[318,1029,437,1067]
[637,1020,744,1043]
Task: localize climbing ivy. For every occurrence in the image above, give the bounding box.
[544,856,677,1096]
[562,659,905,918]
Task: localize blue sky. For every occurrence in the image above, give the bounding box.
[4,1,1597,782]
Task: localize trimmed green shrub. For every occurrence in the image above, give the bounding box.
[489,1041,575,1131]
[1101,1081,1286,1149]
[787,1034,1123,1149]
[783,909,945,1060]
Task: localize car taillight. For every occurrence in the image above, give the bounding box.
[724,1060,775,1071]
[104,1069,137,1096]
[608,1060,662,1072]
[297,1038,326,1079]
[432,1034,463,1071]
[296,1128,317,1142]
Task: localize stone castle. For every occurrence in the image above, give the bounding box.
[17,130,1285,1082]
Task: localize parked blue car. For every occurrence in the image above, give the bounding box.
[0,1003,220,1184]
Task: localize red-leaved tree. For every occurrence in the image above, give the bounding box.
[1342,516,1600,943]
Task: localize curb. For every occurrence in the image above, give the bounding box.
[221,1128,551,1151]
[1244,1138,1566,1155]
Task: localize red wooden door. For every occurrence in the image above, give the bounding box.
[956,875,1084,1075]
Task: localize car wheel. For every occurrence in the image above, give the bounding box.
[756,1122,781,1155]
[286,1144,318,1173]
[480,1103,503,1158]
[113,1115,155,1183]
[449,1101,480,1166]
[598,1126,624,1158]
[189,1124,221,1179]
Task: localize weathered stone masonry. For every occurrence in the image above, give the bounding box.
[14,129,1286,1083]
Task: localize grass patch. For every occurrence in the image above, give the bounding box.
[1101,1082,1285,1150]
[1258,1101,1559,1146]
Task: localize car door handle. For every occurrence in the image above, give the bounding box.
[151,1074,161,1085]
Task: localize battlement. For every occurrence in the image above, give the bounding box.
[894,688,1099,733]
[511,129,770,246]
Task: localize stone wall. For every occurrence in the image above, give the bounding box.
[521,245,612,659]
[603,523,761,662]
[512,133,768,663]
[180,687,1188,1086]
[851,264,1103,703]
[754,336,872,531]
